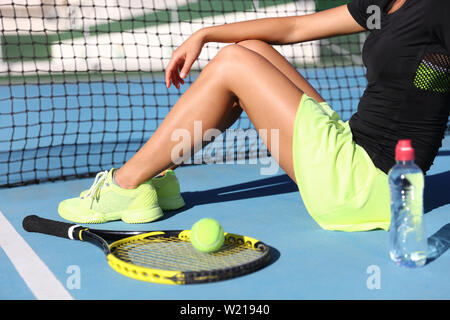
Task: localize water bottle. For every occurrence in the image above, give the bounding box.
[388,139,427,267]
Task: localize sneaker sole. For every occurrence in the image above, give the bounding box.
[58,204,163,224]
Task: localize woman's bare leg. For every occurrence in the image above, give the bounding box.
[115,43,316,188]
[158,40,324,176]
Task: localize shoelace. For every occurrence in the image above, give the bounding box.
[81,170,110,209]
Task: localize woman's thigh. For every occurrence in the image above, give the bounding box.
[236,40,325,103]
[213,44,308,181]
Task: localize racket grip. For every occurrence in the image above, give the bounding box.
[23,215,81,240]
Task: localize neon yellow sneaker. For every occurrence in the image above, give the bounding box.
[58,169,163,224]
[150,169,186,211]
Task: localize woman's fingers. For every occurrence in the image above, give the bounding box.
[180,54,196,79]
[166,33,204,88]
[166,54,187,89]
[172,63,184,89]
[165,58,176,88]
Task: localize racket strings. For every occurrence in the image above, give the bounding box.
[111,236,265,272]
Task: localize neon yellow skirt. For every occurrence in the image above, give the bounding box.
[292,94,391,232]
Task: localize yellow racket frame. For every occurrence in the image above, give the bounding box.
[106,230,265,285]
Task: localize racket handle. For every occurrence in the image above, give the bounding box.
[23,215,82,240]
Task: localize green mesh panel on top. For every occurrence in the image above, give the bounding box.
[413,52,450,93]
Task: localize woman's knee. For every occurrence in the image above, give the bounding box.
[236,39,273,54]
[209,44,256,78]
[214,44,250,64]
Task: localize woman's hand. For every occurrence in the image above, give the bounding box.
[165,31,205,89]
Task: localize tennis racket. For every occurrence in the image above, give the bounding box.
[23,215,270,285]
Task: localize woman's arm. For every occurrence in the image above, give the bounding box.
[166,4,364,88]
[199,4,364,45]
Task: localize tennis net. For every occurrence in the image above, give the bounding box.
[0,0,448,187]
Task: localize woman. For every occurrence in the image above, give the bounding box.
[58,0,450,231]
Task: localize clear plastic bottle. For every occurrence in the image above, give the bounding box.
[388,140,427,267]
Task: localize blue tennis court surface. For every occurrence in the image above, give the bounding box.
[1,136,449,300]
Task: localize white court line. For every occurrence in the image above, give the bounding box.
[0,211,73,300]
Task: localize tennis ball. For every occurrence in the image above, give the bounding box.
[190,218,225,253]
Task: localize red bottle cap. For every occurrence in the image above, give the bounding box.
[395,139,415,161]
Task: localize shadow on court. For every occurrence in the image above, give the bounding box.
[424,170,450,265]
[426,223,450,265]
[160,174,297,220]
[424,170,450,213]
[437,150,450,156]
[162,170,450,216]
